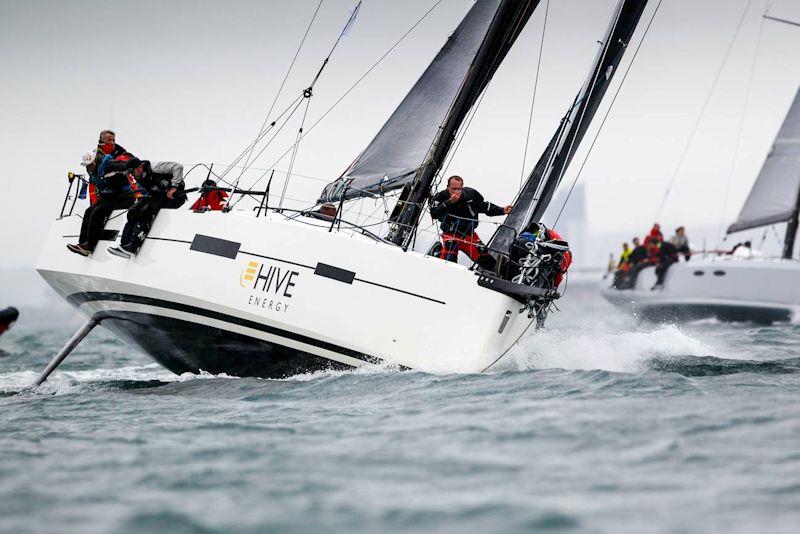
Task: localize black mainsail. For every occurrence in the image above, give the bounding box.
[727,86,800,259]
[490,0,649,254]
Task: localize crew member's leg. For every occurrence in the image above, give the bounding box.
[78,204,99,246]
[654,258,676,287]
[125,197,166,253]
[85,198,117,251]
[120,199,149,251]
[439,233,460,263]
[461,232,496,271]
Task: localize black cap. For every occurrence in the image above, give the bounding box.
[126,158,142,170]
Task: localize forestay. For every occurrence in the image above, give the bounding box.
[319,0,504,203]
[490,0,649,254]
[727,87,800,234]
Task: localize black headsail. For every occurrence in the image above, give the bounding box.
[318,0,541,246]
[489,0,649,255]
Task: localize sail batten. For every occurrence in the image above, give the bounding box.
[727,87,800,235]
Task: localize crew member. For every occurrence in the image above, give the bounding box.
[97,130,127,158]
[429,175,512,270]
[615,237,649,289]
[652,235,679,290]
[618,242,632,267]
[670,226,691,261]
[191,179,228,212]
[67,150,138,256]
[611,242,632,288]
[108,159,185,259]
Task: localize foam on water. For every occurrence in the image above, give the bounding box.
[508,323,716,373]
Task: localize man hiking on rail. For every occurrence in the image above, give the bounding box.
[430,175,512,270]
[67,150,139,256]
[107,158,186,259]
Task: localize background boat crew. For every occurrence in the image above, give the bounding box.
[191,179,228,212]
[651,235,679,290]
[108,159,186,259]
[611,242,632,288]
[670,226,691,261]
[615,237,649,289]
[429,175,512,270]
[67,150,138,256]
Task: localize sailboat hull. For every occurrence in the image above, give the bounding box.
[600,254,800,324]
[37,210,534,377]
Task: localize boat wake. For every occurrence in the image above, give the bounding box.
[493,320,714,374]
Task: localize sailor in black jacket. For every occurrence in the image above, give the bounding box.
[108,159,186,259]
[429,175,512,269]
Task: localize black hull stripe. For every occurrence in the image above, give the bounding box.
[147,235,445,305]
[67,291,377,363]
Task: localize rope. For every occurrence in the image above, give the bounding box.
[715,2,766,247]
[519,0,549,187]
[654,0,755,219]
[244,0,445,192]
[554,0,665,227]
[234,0,324,188]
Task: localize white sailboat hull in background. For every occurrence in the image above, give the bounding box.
[600,254,800,323]
[37,211,534,377]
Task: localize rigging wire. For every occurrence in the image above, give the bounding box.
[715,2,766,247]
[234,0,325,187]
[227,97,306,209]
[519,0,550,187]
[213,94,304,184]
[279,97,313,209]
[244,0,445,192]
[553,0,665,227]
[653,0,756,220]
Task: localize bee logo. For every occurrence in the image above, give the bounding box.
[240,261,259,287]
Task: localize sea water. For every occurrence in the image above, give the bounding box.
[1,280,799,533]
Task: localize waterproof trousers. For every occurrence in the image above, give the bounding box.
[79,196,134,251]
[120,195,185,253]
[439,232,496,270]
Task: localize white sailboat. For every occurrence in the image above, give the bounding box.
[34,0,651,382]
[602,83,800,324]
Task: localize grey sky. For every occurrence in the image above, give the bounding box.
[1,0,799,271]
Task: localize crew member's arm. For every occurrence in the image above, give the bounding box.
[429,190,453,220]
[152,161,184,198]
[476,191,512,216]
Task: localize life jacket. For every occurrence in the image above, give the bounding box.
[92,154,140,199]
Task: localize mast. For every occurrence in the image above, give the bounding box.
[783,189,800,259]
[490,0,650,255]
[388,0,540,247]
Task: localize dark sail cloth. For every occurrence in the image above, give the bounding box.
[430,187,505,269]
